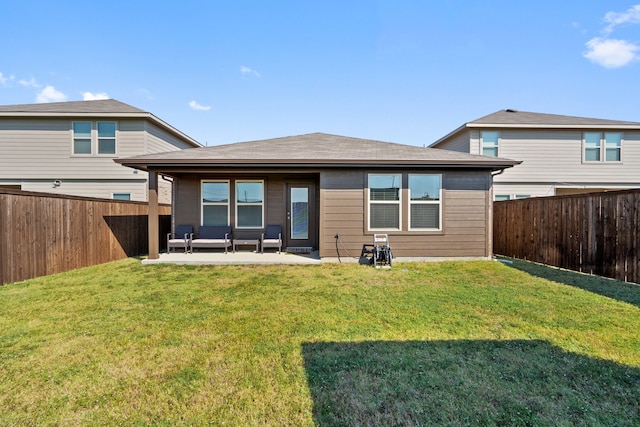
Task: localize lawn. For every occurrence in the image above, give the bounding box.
[1,258,639,426]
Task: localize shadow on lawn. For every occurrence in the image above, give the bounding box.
[502,257,640,309]
[302,340,640,427]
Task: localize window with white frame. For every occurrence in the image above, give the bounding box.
[73,121,92,154]
[113,193,131,201]
[494,195,511,201]
[97,122,117,155]
[72,121,117,155]
[481,131,499,157]
[236,181,264,228]
[368,174,401,230]
[584,132,621,162]
[202,181,229,226]
[409,174,441,230]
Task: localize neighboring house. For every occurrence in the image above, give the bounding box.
[0,99,201,202]
[116,133,518,260]
[430,109,640,199]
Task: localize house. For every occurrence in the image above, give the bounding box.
[0,99,201,202]
[430,109,640,199]
[115,133,518,260]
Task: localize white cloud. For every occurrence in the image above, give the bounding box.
[18,77,40,88]
[584,5,640,68]
[240,66,261,77]
[36,85,67,103]
[189,100,211,111]
[584,37,640,68]
[604,4,640,34]
[83,91,109,100]
[0,72,15,86]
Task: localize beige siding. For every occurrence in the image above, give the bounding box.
[435,131,471,153]
[0,118,189,202]
[495,130,640,196]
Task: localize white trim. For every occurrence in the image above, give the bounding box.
[367,173,402,231]
[235,179,264,229]
[201,179,230,226]
[408,174,442,231]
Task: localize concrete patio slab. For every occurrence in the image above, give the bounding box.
[142,250,321,265]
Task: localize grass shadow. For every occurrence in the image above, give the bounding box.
[499,257,640,309]
[302,340,640,426]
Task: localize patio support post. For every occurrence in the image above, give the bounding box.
[148,170,159,259]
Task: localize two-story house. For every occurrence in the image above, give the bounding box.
[430,109,640,199]
[0,99,201,202]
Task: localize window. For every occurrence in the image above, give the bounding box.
[236,181,263,228]
[584,132,621,162]
[72,121,117,155]
[113,193,131,200]
[98,122,116,155]
[73,122,92,154]
[409,174,441,230]
[202,181,229,226]
[515,194,530,199]
[495,195,511,201]
[368,174,401,230]
[481,131,499,157]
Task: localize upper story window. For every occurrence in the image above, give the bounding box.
[202,180,229,226]
[368,174,401,230]
[481,131,499,157]
[236,181,264,228]
[408,174,441,230]
[584,132,621,162]
[72,121,117,156]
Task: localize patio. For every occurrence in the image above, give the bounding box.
[142,250,321,265]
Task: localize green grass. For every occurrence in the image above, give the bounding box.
[1,259,639,426]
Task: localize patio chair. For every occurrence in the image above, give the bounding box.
[191,225,232,253]
[361,234,392,267]
[261,224,282,253]
[167,224,193,253]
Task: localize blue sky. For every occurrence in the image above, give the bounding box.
[1,1,639,146]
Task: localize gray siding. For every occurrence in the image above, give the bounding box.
[435,130,471,153]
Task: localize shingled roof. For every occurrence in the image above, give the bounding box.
[431,109,640,147]
[0,99,201,147]
[115,132,519,171]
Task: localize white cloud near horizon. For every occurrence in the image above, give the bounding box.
[83,91,110,100]
[584,4,640,68]
[0,72,14,85]
[240,66,261,77]
[36,85,67,103]
[189,100,211,111]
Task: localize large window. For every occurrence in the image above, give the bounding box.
[368,174,401,230]
[584,132,621,162]
[409,174,441,230]
[236,181,264,228]
[202,181,229,226]
[481,131,499,157]
[72,121,117,155]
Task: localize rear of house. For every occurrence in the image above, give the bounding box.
[117,133,518,260]
[430,109,640,199]
[0,99,201,202]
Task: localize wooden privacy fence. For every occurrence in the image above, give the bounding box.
[0,189,170,285]
[493,189,640,284]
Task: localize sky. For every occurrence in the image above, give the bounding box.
[1,1,639,147]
